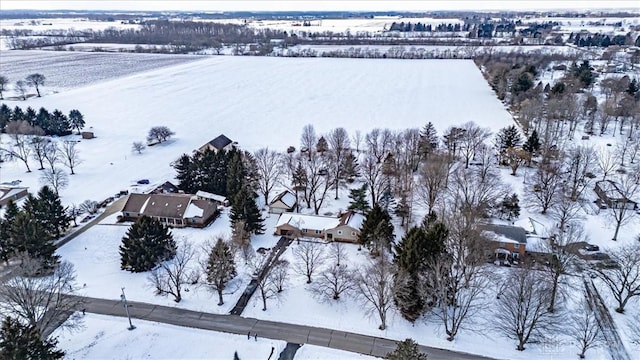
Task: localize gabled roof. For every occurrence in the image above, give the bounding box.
[0,186,29,202]
[480,224,527,244]
[338,211,365,229]
[208,134,233,151]
[270,190,296,208]
[275,213,340,231]
[122,193,216,220]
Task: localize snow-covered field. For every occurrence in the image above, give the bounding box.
[0,50,205,91]
[0,54,514,207]
[54,313,285,360]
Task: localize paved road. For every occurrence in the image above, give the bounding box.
[583,278,631,360]
[78,295,495,360]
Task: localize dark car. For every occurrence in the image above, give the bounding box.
[584,244,600,252]
[137,179,150,185]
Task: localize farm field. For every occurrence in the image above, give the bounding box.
[0,54,514,207]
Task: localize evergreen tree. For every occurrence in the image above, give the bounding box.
[512,71,533,94]
[0,103,12,131]
[174,153,196,193]
[394,194,410,227]
[226,150,246,203]
[626,78,639,96]
[523,130,541,155]
[342,151,359,182]
[11,106,25,122]
[24,106,37,126]
[230,186,265,234]
[347,184,370,213]
[120,216,176,272]
[499,194,521,220]
[233,352,241,360]
[419,122,439,156]
[0,200,20,263]
[34,107,50,133]
[206,238,237,305]
[24,186,70,240]
[495,125,522,163]
[68,109,85,134]
[49,109,70,136]
[386,339,427,360]
[0,317,65,360]
[10,211,58,267]
[316,136,328,154]
[359,205,394,255]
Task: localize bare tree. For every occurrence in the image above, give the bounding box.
[149,241,196,303]
[254,148,283,205]
[598,147,617,181]
[563,145,597,201]
[60,140,81,175]
[25,73,45,97]
[550,193,583,232]
[571,299,602,359]
[629,311,640,345]
[0,74,8,99]
[147,126,175,144]
[0,259,83,337]
[255,261,280,311]
[311,264,355,301]
[328,242,348,267]
[79,200,99,214]
[299,151,332,214]
[1,135,31,172]
[494,267,555,351]
[352,130,363,153]
[40,167,68,195]
[362,152,385,208]
[42,141,60,171]
[526,161,563,214]
[131,141,145,154]
[270,259,290,293]
[416,152,449,213]
[204,238,237,306]
[327,127,350,200]
[354,255,395,330]
[544,225,585,312]
[607,176,640,241]
[459,122,491,168]
[447,162,509,218]
[14,80,27,100]
[292,241,325,283]
[300,124,317,153]
[231,220,252,264]
[591,242,640,313]
[30,136,49,170]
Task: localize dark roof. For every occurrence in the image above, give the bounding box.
[158,181,179,193]
[480,224,527,244]
[122,193,191,219]
[208,134,232,151]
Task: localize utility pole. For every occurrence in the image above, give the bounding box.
[120,287,135,330]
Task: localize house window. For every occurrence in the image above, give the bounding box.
[302,228,308,233]
[315,230,321,234]
[499,242,506,248]
[337,230,343,235]
[513,252,520,259]
[514,243,520,249]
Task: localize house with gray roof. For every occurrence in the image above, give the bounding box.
[120,193,218,228]
[198,134,235,153]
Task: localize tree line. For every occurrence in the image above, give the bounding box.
[0,103,85,136]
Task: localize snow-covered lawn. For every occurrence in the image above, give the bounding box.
[58,209,281,313]
[294,344,380,359]
[54,313,285,360]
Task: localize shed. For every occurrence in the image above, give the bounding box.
[81,131,95,139]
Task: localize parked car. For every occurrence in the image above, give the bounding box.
[137,179,150,185]
[584,244,600,252]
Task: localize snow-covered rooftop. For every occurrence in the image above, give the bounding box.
[196,190,226,203]
[276,213,340,231]
[184,202,204,218]
[270,190,297,208]
[526,237,552,254]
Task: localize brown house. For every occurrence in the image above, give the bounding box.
[480,224,527,264]
[120,193,218,228]
[274,211,364,243]
[0,186,29,207]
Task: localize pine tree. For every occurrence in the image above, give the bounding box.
[49,109,70,136]
[496,125,522,152]
[347,184,370,213]
[500,194,521,220]
[25,186,70,240]
[419,121,439,156]
[174,153,196,193]
[120,216,176,272]
[316,136,328,154]
[11,106,25,122]
[0,200,20,263]
[68,109,85,134]
[10,211,58,268]
[0,103,11,131]
[386,339,427,360]
[0,317,65,360]
[342,151,359,182]
[206,238,237,305]
[359,205,394,255]
[230,186,265,234]
[523,130,541,156]
[226,150,246,203]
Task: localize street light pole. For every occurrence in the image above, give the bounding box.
[120,287,135,330]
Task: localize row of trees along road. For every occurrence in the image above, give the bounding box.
[0,104,86,136]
